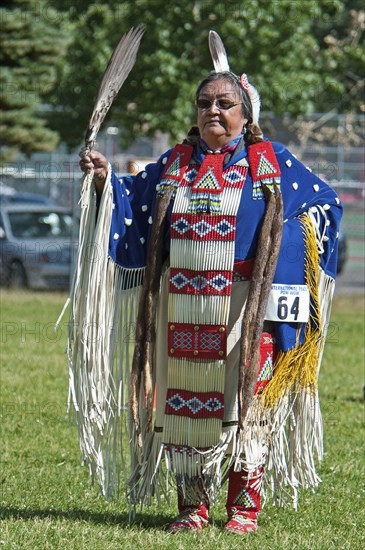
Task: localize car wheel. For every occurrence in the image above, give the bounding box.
[8,261,28,288]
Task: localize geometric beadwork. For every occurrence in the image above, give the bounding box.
[165,389,224,419]
[191,155,224,194]
[165,152,182,177]
[234,488,257,508]
[254,332,277,395]
[157,144,193,198]
[163,146,249,448]
[183,166,199,184]
[171,216,191,235]
[248,141,281,200]
[158,177,181,197]
[248,141,280,183]
[170,214,236,241]
[262,334,276,345]
[252,177,282,200]
[209,274,231,292]
[193,168,222,192]
[169,268,232,295]
[223,166,248,187]
[172,330,193,349]
[190,275,208,292]
[227,465,264,513]
[257,353,273,381]
[168,322,227,360]
[189,154,225,214]
[252,177,281,201]
[191,219,213,238]
[233,258,255,281]
[201,332,221,350]
[188,191,222,214]
[257,153,276,178]
[214,219,235,237]
[252,180,264,200]
[170,271,190,290]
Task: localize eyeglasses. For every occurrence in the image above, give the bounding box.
[196,98,243,111]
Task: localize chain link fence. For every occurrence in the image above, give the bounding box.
[1,114,364,209]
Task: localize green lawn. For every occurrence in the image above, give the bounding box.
[1,290,364,549]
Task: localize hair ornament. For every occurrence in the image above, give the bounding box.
[208,30,230,73]
[208,31,261,125]
[240,73,250,92]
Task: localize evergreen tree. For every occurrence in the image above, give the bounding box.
[0,0,68,162]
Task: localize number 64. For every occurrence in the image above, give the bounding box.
[277,296,299,320]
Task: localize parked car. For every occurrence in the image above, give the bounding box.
[0,192,56,205]
[0,192,347,288]
[0,202,78,290]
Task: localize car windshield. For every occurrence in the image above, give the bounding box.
[8,211,74,239]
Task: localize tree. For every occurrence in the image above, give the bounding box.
[290,0,364,149]
[319,3,364,114]
[0,0,68,162]
[49,0,360,151]
[3,0,361,157]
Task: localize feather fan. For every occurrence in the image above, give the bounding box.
[85,25,145,151]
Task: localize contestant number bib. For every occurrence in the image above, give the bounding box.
[265,284,309,323]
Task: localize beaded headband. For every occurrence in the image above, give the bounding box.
[208,30,261,125]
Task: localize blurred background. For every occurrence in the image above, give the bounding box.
[0,0,364,292]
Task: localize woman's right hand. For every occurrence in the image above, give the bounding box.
[79,150,109,194]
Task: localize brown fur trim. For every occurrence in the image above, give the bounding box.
[238,184,283,427]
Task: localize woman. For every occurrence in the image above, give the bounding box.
[74,42,342,536]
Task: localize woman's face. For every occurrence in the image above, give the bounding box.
[197,79,248,150]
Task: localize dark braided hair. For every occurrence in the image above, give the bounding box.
[195,71,264,145]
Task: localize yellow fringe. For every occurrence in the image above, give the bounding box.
[261,214,321,408]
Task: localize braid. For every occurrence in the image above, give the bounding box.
[245,122,264,145]
[183,125,200,147]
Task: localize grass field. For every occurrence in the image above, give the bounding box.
[1,290,364,549]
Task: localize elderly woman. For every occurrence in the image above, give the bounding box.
[75,39,342,537]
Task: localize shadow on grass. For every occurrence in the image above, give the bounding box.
[0,506,171,529]
[346,395,365,403]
